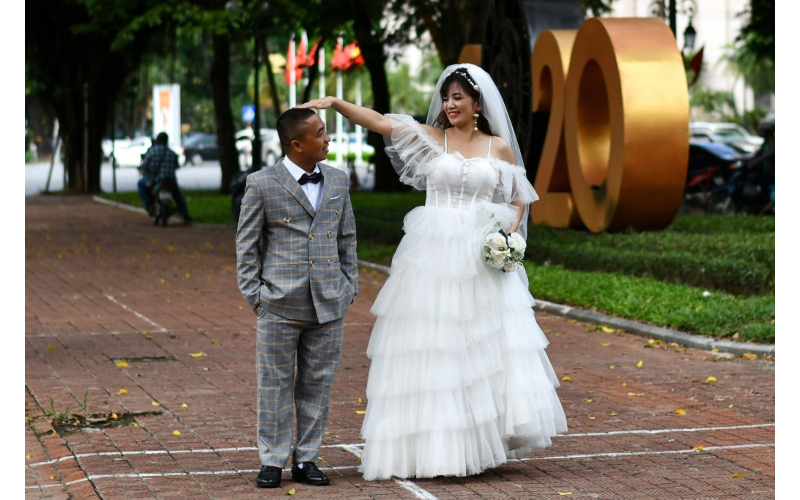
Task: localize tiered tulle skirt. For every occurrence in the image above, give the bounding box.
[358,203,568,480]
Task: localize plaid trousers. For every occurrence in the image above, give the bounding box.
[256,307,344,467]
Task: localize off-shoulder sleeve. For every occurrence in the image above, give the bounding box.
[383,114,445,190]
[491,157,539,204]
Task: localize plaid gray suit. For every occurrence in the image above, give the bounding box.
[236,160,358,467]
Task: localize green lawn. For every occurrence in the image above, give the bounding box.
[98,189,775,343]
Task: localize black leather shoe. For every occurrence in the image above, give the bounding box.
[291,461,330,486]
[256,465,282,488]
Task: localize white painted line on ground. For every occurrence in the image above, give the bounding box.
[522,442,774,461]
[339,445,440,500]
[26,422,775,469]
[562,423,775,438]
[25,443,775,491]
[104,293,168,333]
[93,196,147,214]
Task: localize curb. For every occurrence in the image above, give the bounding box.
[356,259,775,358]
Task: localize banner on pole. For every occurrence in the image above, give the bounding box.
[152,84,181,149]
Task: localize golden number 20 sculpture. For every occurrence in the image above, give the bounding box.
[463,18,689,232]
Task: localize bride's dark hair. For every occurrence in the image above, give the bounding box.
[434,70,493,134]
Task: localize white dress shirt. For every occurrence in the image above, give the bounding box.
[283,157,323,211]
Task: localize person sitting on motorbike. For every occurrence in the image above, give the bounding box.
[137,132,191,224]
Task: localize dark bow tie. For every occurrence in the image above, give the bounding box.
[298,171,323,185]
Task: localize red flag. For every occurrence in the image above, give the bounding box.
[296,36,307,67]
[689,46,704,86]
[345,41,365,70]
[284,38,303,85]
[303,38,321,67]
[331,39,349,72]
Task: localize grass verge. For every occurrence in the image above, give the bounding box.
[97,189,774,343]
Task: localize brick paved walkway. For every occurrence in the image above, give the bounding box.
[25,196,775,499]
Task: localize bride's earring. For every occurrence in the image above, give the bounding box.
[473,112,479,131]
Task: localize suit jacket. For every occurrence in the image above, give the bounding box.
[236,160,358,323]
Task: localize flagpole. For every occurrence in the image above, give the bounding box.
[301,30,309,89]
[289,34,296,108]
[319,46,326,128]
[335,35,344,167]
[355,78,363,166]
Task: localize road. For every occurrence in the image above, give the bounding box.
[25,160,375,196]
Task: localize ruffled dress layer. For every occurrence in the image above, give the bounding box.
[358,115,568,481]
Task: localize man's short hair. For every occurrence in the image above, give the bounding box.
[155,132,169,145]
[277,108,317,149]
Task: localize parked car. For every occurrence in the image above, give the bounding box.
[235,128,282,170]
[689,121,764,154]
[101,135,133,161]
[684,140,749,208]
[112,136,186,168]
[327,132,375,162]
[181,133,219,166]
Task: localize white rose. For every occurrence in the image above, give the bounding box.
[491,248,510,265]
[485,232,508,252]
[507,232,526,252]
[503,261,520,272]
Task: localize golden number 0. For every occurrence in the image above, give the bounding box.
[531,18,689,232]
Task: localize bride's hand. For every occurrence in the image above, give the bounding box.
[506,223,519,234]
[298,97,337,110]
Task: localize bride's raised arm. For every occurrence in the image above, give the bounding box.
[298,97,394,138]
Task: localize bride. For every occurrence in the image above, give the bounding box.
[300,63,567,480]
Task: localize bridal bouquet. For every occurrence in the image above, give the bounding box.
[483,228,526,272]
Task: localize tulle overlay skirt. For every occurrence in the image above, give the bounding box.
[358,202,568,480]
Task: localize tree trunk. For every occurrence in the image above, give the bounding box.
[349,2,405,192]
[209,33,239,195]
[257,34,284,127]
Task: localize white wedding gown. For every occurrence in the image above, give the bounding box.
[358,115,568,480]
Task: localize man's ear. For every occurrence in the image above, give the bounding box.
[290,139,302,153]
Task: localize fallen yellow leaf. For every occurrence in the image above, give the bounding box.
[561,376,572,382]
[675,409,686,415]
[46,346,57,351]
[181,403,188,408]
[742,353,758,360]
[727,404,733,408]
[600,326,615,333]
[585,398,593,403]
[610,412,618,416]
[355,410,366,415]
[695,305,703,311]
[26,455,30,459]
[668,439,675,442]
[588,416,596,420]
[211,340,218,344]
[557,493,573,496]
[627,392,644,397]
[679,369,684,373]
[286,488,296,495]
[132,423,139,427]
[189,352,204,357]
[151,401,161,406]
[50,474,55,480]
[635,360,643,368]
[601,343,611,347]
[704,376,718,384]
[111,413,118,420]
[118,389,128,395]
[357,397,363,403]
[621,382,627,387]
[115,361,129,367]
[25,407,30,411]
[711,348,719,353]
[732,473,742,478]
[172,430,181,436]
[693,445,704,451]
[608,365,615,369]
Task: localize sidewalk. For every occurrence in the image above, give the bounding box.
[25,195,775,499]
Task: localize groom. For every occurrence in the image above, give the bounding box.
[236,107,358,488]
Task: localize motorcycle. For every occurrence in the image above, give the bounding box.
[704,162,774,216]
[152,178,177,226]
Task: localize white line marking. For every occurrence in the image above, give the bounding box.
[26,423,775,468]
[339,445,439,500]
[562,423,775,438]
[93,196,148,214]
[104,294,168,333]
[522,443,775,461]
[394,479,440,499]
[25,443,775,490]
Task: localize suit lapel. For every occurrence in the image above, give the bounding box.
[311,163,335,228]
[274,160,316,218]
